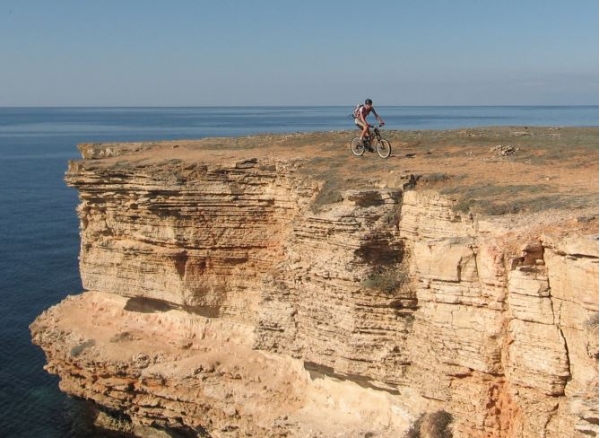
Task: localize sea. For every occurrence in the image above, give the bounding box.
[0,106,597,437]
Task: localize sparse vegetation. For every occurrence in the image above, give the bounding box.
[362,268,406,294]
[382,205,402,228]
[70,339,95,357]
[584,312,599,329]
[416,173,463,185]
[446,183,597,215]
[300,126,596,219]
[440,181,599,216]
[122,126,597,220]
[405,410,453,438]
[310,179,344,212]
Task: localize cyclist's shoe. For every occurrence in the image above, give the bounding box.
[366,145,375,153]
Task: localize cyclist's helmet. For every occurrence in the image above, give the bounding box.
[365,99,373,105]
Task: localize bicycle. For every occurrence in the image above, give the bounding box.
[351,124,391,158]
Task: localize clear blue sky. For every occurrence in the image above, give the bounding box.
[1,0,597,106]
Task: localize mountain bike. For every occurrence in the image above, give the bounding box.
[351,125,391,158]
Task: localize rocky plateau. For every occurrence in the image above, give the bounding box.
[31,128,599,437]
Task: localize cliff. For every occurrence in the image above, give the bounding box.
[31,128,599,438]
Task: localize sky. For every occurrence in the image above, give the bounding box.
[1,0,598,106]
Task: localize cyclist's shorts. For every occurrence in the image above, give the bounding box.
[354,118,368,129]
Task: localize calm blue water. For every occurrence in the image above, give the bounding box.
[0,106,597,437]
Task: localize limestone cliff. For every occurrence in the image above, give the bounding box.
[31,131,598,438]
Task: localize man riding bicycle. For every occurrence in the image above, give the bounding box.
[354,98,385,146]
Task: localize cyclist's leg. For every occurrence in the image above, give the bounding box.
[355,119,369,140]
[363,126,370,140]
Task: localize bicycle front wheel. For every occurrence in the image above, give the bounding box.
[351,137,366,156]
[376,139,391,158]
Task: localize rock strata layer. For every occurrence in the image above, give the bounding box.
[31,138,598,438]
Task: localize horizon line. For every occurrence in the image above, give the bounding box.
[1,104,598,109]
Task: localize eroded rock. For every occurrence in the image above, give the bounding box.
[31,140,598,438]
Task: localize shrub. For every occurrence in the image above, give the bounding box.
[310,179,343,212]
[362,269,406,294]
[405,410,453,438]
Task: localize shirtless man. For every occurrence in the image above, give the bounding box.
[354,98,385,143]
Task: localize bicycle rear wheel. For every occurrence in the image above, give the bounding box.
[351,137,366,156]
[376,139,391,158]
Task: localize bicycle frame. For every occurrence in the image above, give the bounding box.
[371,127,383,142]
[363,125,383,146]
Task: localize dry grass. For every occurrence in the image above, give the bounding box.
[76,126,599,229]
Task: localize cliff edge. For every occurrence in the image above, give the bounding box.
[31,127,598,438]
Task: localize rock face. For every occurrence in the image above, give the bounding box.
[31,141,598,438]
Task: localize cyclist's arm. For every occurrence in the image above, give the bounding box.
[371,108,385,125]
